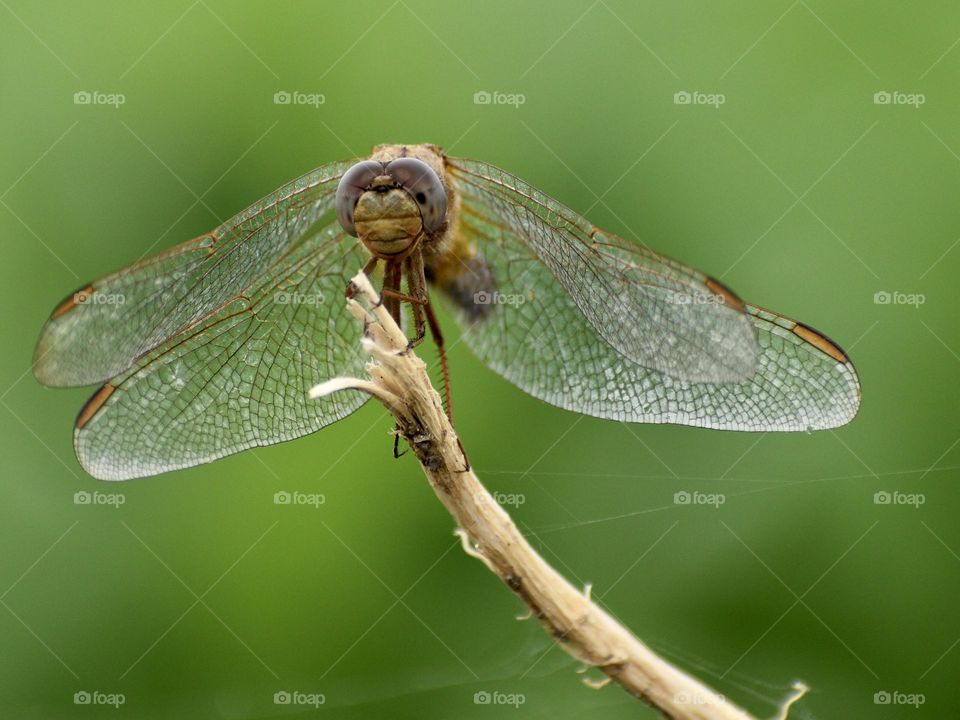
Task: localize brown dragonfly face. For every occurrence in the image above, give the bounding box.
[34,143,861,481]
[334,145,449,261]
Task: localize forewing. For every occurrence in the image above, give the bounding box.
[34,160,353,387]
[443,164,860,431]
[447,158,759,383]
[74,220,371,480]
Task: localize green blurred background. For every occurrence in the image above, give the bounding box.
[2,1,958,718]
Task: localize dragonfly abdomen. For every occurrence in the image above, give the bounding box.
[427,252,497,322]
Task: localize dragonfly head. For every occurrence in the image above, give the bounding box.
[336,158,448,260]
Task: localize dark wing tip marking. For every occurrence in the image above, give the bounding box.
[792,321,850,364]
[76,383,116,430]
[51,284,95,320]
[704,276,746,314]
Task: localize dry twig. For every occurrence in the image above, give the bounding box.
[310,270,808,720]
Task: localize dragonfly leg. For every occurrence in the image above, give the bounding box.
[402,254,430,348]
[381,261,403,327]
[407,252,466,467]
[381,258,428,310]
[346,255,408,324]
[346,255,379,299]
[354,248,467,469]
[380,288,427,306]
[402,249,455,427]
[423,297,455,426]
[393,431,407,459]
[407,297,427,348]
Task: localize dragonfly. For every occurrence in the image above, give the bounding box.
[34,143,861,481]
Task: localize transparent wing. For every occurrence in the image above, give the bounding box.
[73,220,370,480]
[447,158,760,383]
[34,160,354,387]
[33,159,376,480]
[443,159,861,431]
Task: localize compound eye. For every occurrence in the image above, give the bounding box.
[384,157,448,233]
[336,160,384,236]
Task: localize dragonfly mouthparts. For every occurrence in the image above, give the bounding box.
[369,174,397,191]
